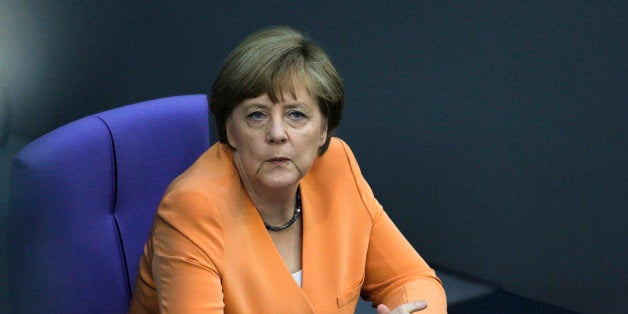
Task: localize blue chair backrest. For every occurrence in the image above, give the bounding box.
[8,95,210,313]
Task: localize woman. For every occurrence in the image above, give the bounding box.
[129,26,446,313]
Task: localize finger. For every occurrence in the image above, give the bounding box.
[376,304,391,314]
[397,300,428,313]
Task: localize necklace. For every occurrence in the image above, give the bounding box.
[264,189,302,232]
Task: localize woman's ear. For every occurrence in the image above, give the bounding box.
[225,119,237,149]
[318,123,328,148]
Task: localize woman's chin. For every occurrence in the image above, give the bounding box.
[259,174,301,191]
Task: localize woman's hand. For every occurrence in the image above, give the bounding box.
[376,300,428,314]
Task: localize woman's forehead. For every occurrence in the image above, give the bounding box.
[264,69,315,102]
[241,84,315,108]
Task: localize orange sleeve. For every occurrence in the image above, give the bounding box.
[362,211,447,313]
[151,190,225,313]
[338,139,447,313]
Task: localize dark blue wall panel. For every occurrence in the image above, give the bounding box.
[1,1,626,313]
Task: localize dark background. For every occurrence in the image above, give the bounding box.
[1,1,626,313]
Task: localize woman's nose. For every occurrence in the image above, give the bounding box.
[266,116,287,144]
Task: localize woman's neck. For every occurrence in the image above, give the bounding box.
[243,181,299,226]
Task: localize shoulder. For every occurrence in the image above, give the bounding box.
[309,137,363,184]
[157,142,242,224]
[313,137,358,169]
[325,137,355,159]
[167,142,238,191]
[306,137,383,220]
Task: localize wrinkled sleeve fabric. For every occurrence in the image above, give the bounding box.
[338,140,447,313]
[131,189,225,313]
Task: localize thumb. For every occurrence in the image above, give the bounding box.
[376,304,391,314]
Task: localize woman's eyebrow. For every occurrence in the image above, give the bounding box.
[242,103,271,110]
[284,102,312,109]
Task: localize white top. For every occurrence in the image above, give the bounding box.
[291,269,303,287]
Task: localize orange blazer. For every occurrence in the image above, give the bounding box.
[129,138,446,313]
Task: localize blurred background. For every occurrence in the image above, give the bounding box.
[1,1,626,313]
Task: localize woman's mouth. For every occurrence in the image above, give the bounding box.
[267,157,290,164]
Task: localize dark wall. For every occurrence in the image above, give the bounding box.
[2,1,626,313]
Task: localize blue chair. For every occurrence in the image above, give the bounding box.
[8,95,210,313]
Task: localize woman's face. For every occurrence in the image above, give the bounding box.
[226,84,327,195]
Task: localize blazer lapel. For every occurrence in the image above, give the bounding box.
[239,188,315,310]
[300,179,338,307]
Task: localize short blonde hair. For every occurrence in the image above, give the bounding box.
[209,26,344,154]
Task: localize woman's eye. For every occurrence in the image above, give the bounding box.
[247,111,266,120]
[288,111,306,120]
